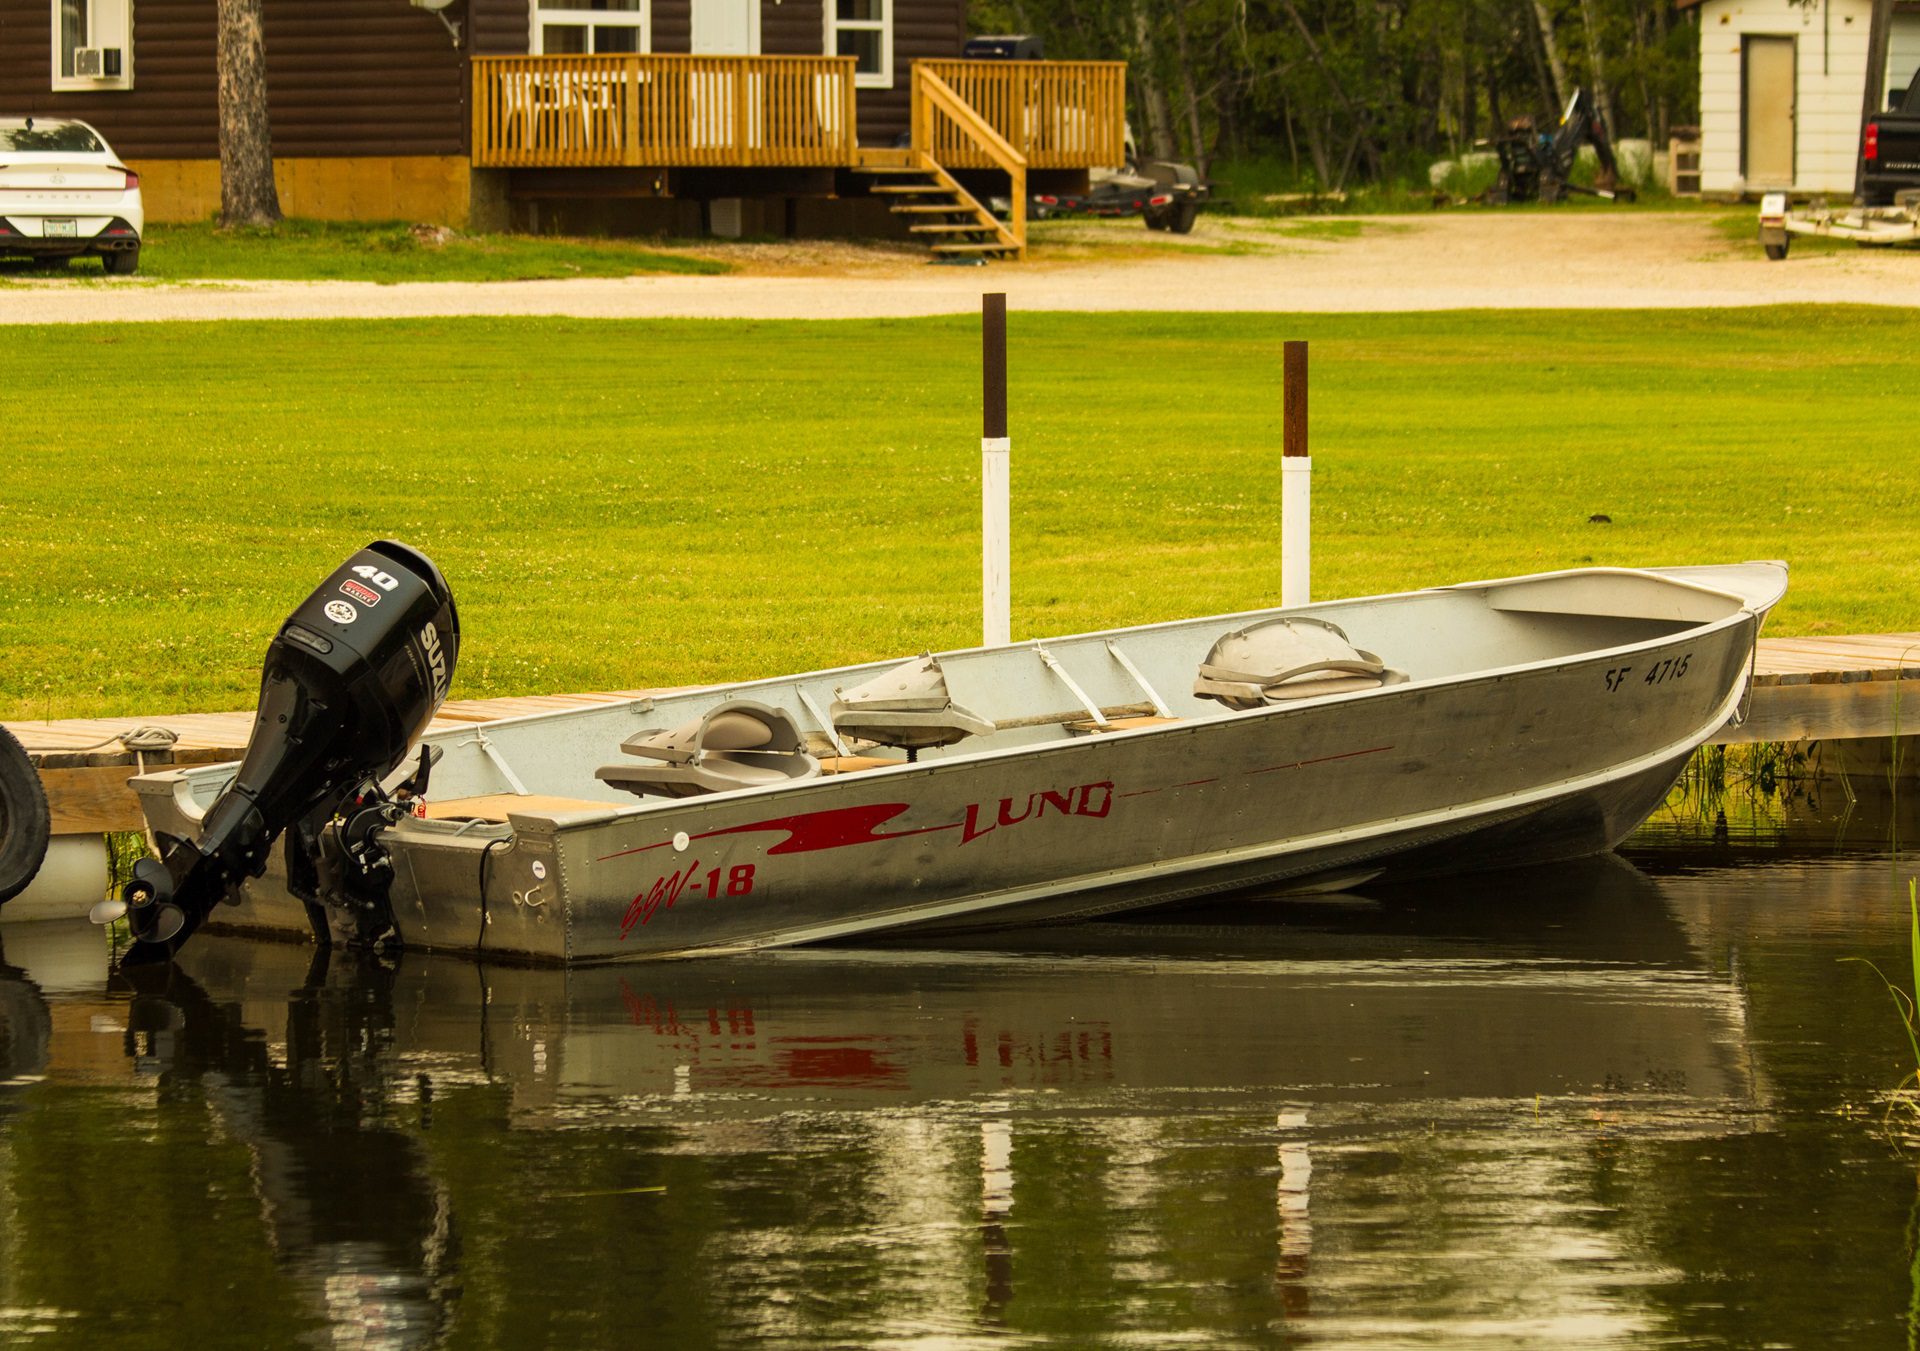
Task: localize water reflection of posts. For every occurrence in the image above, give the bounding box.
[1275,1109,1312,1316]
[981,1115,1015,1321]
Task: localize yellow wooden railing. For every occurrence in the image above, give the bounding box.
[472,54,858,168]
[912,66,1027,259]
[914,60,1127,171]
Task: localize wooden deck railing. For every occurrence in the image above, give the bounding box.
[914,60,1127,170]
[472,54,858,168]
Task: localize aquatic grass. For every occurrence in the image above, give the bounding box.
[1843,878,1920,1150]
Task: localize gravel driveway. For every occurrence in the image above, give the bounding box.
[3,210,1915,323]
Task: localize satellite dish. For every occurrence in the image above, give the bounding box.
[408,0,462,44]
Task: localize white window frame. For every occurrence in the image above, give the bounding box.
[50,0,134,93]
[826,0,892,90]
[530,0,651,55]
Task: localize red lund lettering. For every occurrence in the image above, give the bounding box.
[962,780,1113,845]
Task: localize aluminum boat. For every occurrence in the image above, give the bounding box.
[131,562,1786,964]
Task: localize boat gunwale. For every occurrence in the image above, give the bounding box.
[437,580,1773,834]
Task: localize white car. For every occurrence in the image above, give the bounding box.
[0,117,143,275]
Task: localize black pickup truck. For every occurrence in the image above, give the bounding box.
[1862,68,1920,204]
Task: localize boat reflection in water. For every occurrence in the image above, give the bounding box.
[0,854,1770,1347]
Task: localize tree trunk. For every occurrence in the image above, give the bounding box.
[1171,2,1209,172]
[217,0,281,228]
[1652,0,1670,143]
[1522,3,1559,114]
[1576,0,1617,132]
[1529,0,1570,109]
[1132,4,1178,160]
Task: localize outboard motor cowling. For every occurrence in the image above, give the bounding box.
[117,541,458,965]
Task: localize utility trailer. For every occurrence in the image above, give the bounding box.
[1758,190,1920,259]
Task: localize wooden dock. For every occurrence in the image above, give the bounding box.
[1711,633,1920,746]
[7,633,1919,835]
[8,690,660,834]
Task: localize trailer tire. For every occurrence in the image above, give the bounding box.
[1169,201,1200,234]
[0,725,50,907]
[1764,241,1788,260]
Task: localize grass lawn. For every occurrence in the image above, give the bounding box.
[3,307,1915,720]
[0,219,729,284]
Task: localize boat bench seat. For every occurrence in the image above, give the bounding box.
[423,794,614,822]
[819,755,909,774]
[1064,715,1183,736]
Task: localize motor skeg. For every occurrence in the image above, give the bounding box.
[120,541,458,963]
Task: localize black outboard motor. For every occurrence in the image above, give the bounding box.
[115,541,458,965]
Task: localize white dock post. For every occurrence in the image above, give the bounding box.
[982,292,1011,647]
[1281,340,1311,608]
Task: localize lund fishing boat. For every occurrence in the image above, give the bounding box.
[121,547,1782,966]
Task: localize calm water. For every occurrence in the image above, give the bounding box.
[1,787,1918,1349]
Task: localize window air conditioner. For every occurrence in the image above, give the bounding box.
[72,47,122,77]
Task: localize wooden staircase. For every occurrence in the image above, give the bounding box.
[855,156,1022,261]
[851,69,1029,261]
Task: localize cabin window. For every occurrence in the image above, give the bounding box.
[829,0,892,89]
[532,0,650,55]
[50,0,133,92]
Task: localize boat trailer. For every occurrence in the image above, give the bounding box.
[1758,190,1920,259]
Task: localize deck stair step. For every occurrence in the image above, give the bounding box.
[852,151,1021,262]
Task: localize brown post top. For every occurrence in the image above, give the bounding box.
[1283,340,1308,458]
[983,292,1008,441]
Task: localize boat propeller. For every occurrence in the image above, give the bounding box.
[94,541,459,969]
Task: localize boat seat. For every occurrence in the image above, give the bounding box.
[595,700,821,799]
[830,654,995,755]
[1194,617,1409,710]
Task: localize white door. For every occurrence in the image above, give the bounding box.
[1742,36,1796,188]
[691,0,758,54]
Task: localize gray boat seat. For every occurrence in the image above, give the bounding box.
[595,700,821,799]
[1194,617,1409,710]
[830,654,995,754]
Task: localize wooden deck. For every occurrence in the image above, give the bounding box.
[9,634,1920,835]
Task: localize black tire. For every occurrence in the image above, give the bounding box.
[1764,241,1788,261]
[1145,211,1171,231]
[104,246,140,276]
[1170,201,1200,234]
[0,725,50,907]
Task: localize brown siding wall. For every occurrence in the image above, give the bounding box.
[470,0,530,55]
[0,0,467,160]
[858,0,965,145]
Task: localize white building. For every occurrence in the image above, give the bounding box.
[1682,0,1920,196]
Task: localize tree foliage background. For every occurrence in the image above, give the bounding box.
[969,0,1700,187]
